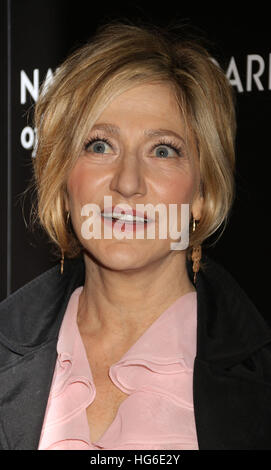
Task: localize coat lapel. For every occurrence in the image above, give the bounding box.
[0,340,57,449]
[0,257,85,450]
[190,256,271,449]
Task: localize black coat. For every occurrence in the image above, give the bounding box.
[0,254,271,450]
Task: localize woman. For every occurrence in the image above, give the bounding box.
[1,21,271,451]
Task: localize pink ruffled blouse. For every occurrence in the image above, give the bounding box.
[38,286,199,450]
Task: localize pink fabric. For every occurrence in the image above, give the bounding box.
[38,286,199,450]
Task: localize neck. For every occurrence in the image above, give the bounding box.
[77,251,195,346]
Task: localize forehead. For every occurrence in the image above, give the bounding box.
[88,82,195,152]
[95,82,185,130]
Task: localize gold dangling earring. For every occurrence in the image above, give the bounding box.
[191,217,202,284]
[60,212,70,275]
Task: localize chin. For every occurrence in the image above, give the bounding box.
[85,241,150,271]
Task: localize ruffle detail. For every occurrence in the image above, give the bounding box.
[109,355,194,406]
[39,288,199,450]
[94,387,197,449]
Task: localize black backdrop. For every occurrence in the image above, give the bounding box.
[1,1,270,325]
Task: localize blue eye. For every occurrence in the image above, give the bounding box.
[84,137,112,154]
[155,146,174,158]
[152,141,183,158]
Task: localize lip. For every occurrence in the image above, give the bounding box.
[101,205,153,222]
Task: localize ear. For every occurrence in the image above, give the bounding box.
[191,191,204,221]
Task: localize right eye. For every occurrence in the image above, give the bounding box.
[84,138,113,154]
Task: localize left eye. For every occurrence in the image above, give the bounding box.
[153,145,177,158]
[85,139,112,154]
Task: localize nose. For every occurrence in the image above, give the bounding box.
[109,153,146,198]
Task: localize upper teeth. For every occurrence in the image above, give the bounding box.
[102,213,147,223]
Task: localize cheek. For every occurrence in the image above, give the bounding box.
[155,173,196,205]
[67,162,99,206]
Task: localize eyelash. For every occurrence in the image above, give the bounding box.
[150,138,183,157]
[84,133,184,157]
[84,135,113,152]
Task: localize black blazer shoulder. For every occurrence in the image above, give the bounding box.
[0,254,271,449]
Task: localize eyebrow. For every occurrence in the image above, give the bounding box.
[90,123,186,145]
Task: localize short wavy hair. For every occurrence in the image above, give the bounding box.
[31,20,236,262]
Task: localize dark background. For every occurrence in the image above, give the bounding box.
[1,2,270,324]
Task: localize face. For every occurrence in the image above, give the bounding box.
[65,82,203,271]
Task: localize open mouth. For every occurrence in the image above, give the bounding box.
[100,211,154,233]
[101,213,149,224]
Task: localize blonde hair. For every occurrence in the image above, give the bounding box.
[31,20,236,261]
